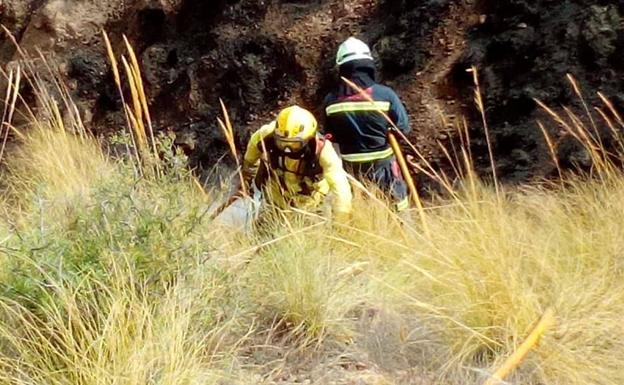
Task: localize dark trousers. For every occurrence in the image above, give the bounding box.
[345,156,409,211]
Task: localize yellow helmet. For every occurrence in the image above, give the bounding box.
[274,105,318,155]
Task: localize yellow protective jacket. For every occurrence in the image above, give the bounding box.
[243,121,352,215]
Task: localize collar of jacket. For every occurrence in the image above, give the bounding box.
[338,59,376,96]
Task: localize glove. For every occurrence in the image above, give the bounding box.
[243,166,255,182]
[239,167,255,193]
[310,191,325,207]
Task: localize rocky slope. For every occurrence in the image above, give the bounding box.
[2,0,624,181]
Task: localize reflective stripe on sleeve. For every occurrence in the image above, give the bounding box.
[396,197,409,212]
[325,101,391,115]
[341,147,394,163]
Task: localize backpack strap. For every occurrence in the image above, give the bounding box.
[315,135,327,157]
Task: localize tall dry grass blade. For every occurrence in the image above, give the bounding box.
[537,96,617,178]
[34,48,86,137]
[405,155,442,183]
[0,67,36,125]
[228,221,326,260]
[408,141,456,195]
[534,99,583,142]
[191,176,208,198]
[124,105,143,144]
[537,121,562,179]
[562,106,610,175]
[3,67,21,148]
[437,139,462,181]
[484,309,555,385]
[50,96,65,133]
[123,36,145,99]
[218,98,247,196]
[0,67,16,163]
[219,99,236,157]
[1,26,34,62]
[563,106,600,151]
[455,118,479,204]
[597,91,624,128]
[123,35,159,172]
[0,68,14,121]
[0,29,62,127]
[102,30,141,174]
[120,56,147,154]
[405,148,465,208]
[0,26,41,80]
[467,66,499,197]
[103,32,121,86]
[567,74,602,148]
[462,117,474,168]
[0,27,63,137]
[444,122,467,181]
[594,107,624,156]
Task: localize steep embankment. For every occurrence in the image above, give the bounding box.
[451,1,624,179]
[2,0,624,180]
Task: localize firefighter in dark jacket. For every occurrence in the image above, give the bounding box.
[322,37,411,212]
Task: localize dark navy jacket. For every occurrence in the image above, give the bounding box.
[322,84,410,162]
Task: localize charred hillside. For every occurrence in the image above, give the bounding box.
[2,0,624,180]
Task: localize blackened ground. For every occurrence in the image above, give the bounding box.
[93,0,304,170]
[448,0,624,180]
[5,0,624,182]
[0,0,41,62]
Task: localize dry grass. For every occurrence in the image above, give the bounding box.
[0,267,237,385]
[5,126,113,205]
[383,178,624,384]
[2,31,624,385]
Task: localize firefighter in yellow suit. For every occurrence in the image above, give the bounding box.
[242,105,353,221]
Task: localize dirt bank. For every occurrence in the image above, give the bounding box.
[3,0,624,181]
[449,0,624,180]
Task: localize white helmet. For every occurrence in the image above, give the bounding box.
[335,37,373,66]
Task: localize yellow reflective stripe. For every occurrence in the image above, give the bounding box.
[396,197,409,212]
[326,101,391,115]
[341,147,393,162]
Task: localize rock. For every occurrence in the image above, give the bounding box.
[376,34,418,75]
[0,0,37,61]
[173,128,197,154]
[581,5,622,65]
